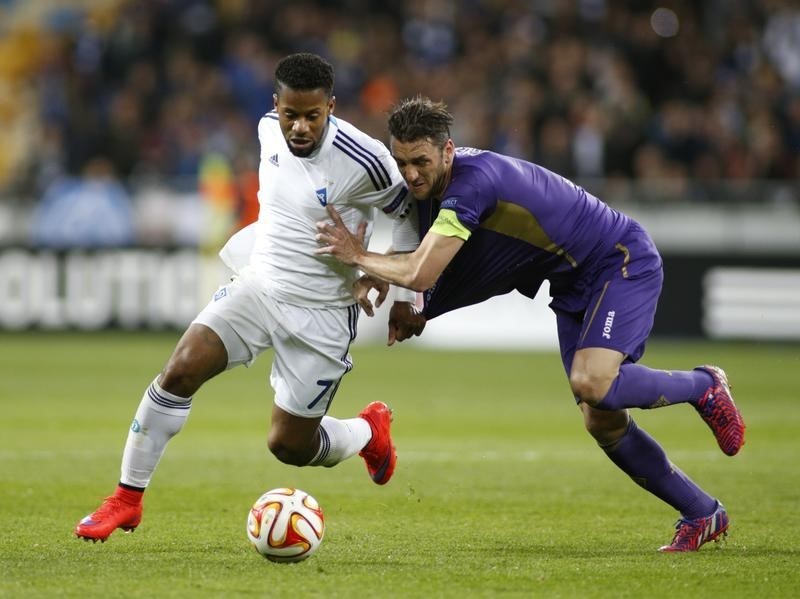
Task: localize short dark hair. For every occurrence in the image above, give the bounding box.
[274,53,334,97]
[388,96,453,147]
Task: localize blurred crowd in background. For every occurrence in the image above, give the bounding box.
[0,0,798,248]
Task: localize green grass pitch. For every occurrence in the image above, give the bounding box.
[1,332,798,598]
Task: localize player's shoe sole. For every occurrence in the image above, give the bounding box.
[659,501,729,552]
[75,496,143,542]
[358,401,397,485]
[693,365,745,456]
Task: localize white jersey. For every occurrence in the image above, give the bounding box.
[223,112,418,307]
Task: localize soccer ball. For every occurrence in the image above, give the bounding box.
[246,488,325,562]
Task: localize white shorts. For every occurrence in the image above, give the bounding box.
[193,274,359,418]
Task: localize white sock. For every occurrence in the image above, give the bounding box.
[309,416,371,467]
[120,377,192,488]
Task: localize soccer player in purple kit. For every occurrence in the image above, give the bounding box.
[315,96,746,552]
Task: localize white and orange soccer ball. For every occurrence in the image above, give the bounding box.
[246,488,325,562]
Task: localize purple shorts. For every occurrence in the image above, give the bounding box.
[552,223,664,377]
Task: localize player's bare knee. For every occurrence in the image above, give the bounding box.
[569,371,608,407]
[159,355,201,397]
[267,434,310,467]
[160,335,227,396]
[268,442,301,466]
[582,405,629,446]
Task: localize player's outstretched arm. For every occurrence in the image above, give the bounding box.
[317,205,463,291]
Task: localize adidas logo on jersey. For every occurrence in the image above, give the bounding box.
[269,154,279,166]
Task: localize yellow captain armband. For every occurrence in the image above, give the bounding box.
[430,208,472,241]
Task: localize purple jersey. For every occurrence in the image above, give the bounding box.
[420,148,658,319]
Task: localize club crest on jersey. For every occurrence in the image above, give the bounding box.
[269,154,279,166]
[316,187,328,206]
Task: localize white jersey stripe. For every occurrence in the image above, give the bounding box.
[335,130,391,188]
[332,137,387,191]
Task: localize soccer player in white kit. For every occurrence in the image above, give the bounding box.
[75,53,423,542]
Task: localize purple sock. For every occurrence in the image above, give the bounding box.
[597,364,712,410]
[603,419,717,519]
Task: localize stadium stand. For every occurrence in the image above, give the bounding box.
[0,0,798,247]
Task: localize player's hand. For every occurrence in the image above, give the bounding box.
[388,301,426,346]
[353,275,388,317]
[315,205,366,266]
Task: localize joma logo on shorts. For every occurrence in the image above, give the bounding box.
[602,310,616,339]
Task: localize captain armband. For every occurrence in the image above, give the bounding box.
[430,209,472,241]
